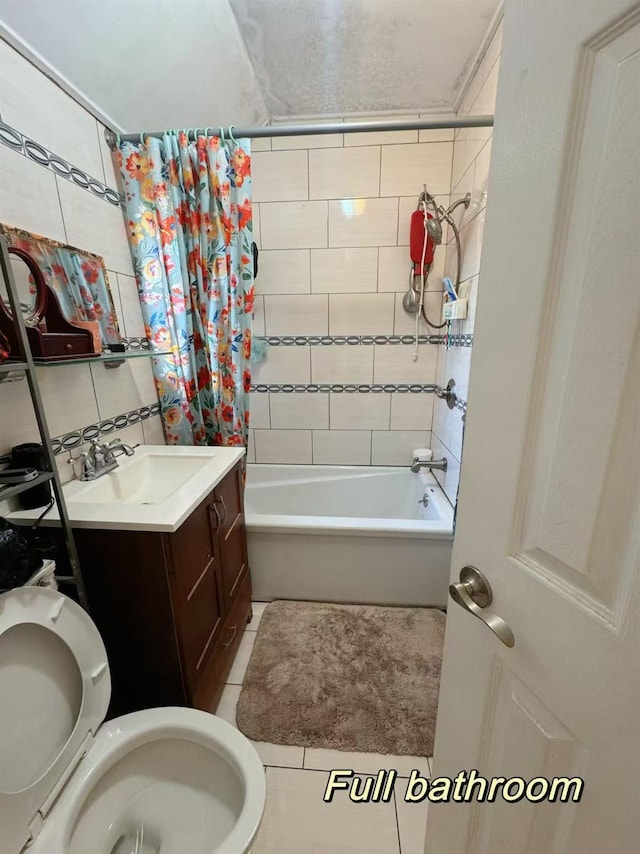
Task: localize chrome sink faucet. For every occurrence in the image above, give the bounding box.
[70,438,136,481]
[410,455,448,473]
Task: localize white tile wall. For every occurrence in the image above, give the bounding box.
[36,364,100,437]
[0,146,66,242]
[328,197,398,247]
[115,272,146,337]
[431,21,502,504]
[329,394,391,430]
[311,247,378,293]
[259,250,311,294]
[141,415,166,445]
[250,137,272,152]
[309,146,381,200]
[312,430,372,465]
[0,40,165,466]
[251,122,460,465]
[89,357,158,420]
[249,392,271,429]
[254,429,312,463]
[252,150,309,202]
[311,346,374,384]
[0,40,105,180]
[264,294,328,336]
[56,179,134,274]
[380,143,453,197]
[390,394,435,430]
[329,293,394,335]
[253,347,311,384]
[260,201,328,249]
[269,394,329,429]
[373,345,438,384]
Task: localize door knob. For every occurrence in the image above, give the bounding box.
[449,566,515,648]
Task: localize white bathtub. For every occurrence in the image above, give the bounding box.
[244,465,454,608]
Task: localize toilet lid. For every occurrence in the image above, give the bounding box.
[0,587,110,853]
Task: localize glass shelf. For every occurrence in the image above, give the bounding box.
[0,360,29,373]
[0,470,54,501]
[34,350,171,367]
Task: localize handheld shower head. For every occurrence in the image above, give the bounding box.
[419,188,443,244]
[425,215,443,245]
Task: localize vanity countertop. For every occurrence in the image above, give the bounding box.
[7,445,245,532]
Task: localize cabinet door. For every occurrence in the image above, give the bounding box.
[167,495,223,695]
[213,464,248,611]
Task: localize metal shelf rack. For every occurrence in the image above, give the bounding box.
[0,234,88,608]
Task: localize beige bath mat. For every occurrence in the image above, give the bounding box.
[236,600,445,756]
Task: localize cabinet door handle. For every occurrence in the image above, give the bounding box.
[216,496,227,524]
[210,502,222,529]
[223,624,237,649]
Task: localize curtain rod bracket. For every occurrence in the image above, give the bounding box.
[104,128,118,151]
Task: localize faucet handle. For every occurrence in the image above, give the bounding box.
[68,451,94,478]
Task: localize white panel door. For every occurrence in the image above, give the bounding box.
[425,1,640,851]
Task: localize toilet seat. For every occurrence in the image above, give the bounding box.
[0,586,110,854]
[0,587,265,854]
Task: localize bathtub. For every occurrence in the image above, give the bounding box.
[244,465,454,608]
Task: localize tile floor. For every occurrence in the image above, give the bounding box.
[216,602,431,853]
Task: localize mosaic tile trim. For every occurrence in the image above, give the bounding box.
[260,334,473,347]
[263,334,440,346]
[51,402,160,455]
[114,337,150,351]
[0,120,122,208]
[441,333,474,347]
[251,383,437,394]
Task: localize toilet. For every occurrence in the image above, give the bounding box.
[0,586,265,854]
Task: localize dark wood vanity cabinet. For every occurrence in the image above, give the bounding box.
[74,461,251,717]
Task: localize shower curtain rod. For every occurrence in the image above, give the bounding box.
[104,115,494,149]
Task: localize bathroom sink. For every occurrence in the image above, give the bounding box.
[7,445,246,533]
[71,452,206,505]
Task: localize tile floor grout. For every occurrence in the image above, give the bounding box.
[218,602,430,852]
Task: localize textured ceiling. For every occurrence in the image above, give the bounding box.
[229,0,500,118]
[0,0,499,131]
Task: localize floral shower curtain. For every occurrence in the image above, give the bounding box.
[118,131,253,446]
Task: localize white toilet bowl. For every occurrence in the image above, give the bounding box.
[0,587,265,854]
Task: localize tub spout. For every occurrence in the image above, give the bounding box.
[411,457,448,473]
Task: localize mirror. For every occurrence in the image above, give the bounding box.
[0,224,121,347]
[0,248,47,326]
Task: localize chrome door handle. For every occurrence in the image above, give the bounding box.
[449,565,515,648]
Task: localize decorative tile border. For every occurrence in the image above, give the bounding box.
[442,333,474,347]
[116,337,150,351]
[251,383,437,394]
[0,120,122,208]
[51,402,160,455]
[263,334,440,346]
[260,334,473,347]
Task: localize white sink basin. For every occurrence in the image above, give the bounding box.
[7,445,246,533]
[70,452,206,505]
